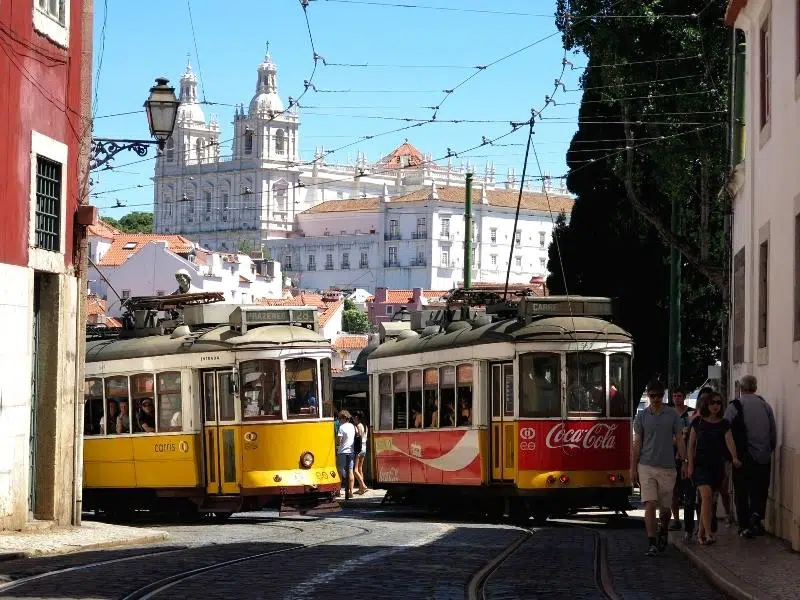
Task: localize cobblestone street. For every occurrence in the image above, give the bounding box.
[0,508,730,599]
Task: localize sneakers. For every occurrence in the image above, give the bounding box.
[739,528,754,539]
[668,519,682,531]
[646,544,658,557]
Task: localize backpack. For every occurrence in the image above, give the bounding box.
[353,425,363,455]
[729,398,748,461]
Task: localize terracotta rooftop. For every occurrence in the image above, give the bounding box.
[333,334,370,351]
[377,141,425,168]
[98,234,195,267]
[88,220,122,239]
[86,295,108,316]
[370,290,449,304]
[255,294,343,328]
[303,197,380,214]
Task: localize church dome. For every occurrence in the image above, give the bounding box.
[177,63,205,123]
[248,53,284,117]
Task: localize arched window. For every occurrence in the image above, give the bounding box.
[165,137,174,162]
[273,182,288,212]
[244,130,254,155]
[275,129,285,155]
[195,138,204,163]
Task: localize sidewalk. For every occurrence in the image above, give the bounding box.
[670,524,800,600]
[339,488,387,508]
[0,520,169,560]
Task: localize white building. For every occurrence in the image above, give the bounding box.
[87,225,282,316]
[152,54,567,249]
[726,0,800,549]
[264,183,573,292]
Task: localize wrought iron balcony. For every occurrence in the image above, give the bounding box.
[410,258,427,267]
[412,231,427,240]
[384,260,400,268]
[384,232,402,241]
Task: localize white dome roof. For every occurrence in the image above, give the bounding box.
[177,102,206,123]
[249,92,283,116]
[248,53,283,117]
[177,62,205,123]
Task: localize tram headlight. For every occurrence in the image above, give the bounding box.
[300,451,315,469]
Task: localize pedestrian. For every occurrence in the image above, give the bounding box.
[336,410,356,500]
[633,380,687,557]
[687,391,741,545]
[669,386,693,533]
[352,412,369,495]
[725,375,777,538]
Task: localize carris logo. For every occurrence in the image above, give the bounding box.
[545,422,618,450]
[519,427,536,451]
[520,427,536,440]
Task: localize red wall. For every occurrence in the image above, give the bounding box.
[0,1,88,267]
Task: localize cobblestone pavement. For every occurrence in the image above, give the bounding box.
[0,510,732,599]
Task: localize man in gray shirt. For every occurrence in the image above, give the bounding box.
[725,375,777,537]
[633,379,687,556]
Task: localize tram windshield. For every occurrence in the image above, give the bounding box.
[240,360,282,420]
[609,353,632,417]
[285,358,319,419]
[566,352,607,416]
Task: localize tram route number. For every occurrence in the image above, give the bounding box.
[314,471,330,480]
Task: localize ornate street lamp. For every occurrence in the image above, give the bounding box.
[90,77,180,171]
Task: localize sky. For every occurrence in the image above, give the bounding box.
[90,0,586,220]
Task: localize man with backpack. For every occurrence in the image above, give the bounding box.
[725,375,777,538]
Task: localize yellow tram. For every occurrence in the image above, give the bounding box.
[82,294,341,519]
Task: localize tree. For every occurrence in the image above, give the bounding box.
[548,0,729,393]
[236,239,255,255]
[102,211,153,234]
[342,300,370,334]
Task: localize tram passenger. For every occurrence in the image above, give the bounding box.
[429,400,439,428]
[411,405,423,428]
[138,399,156,433]
[458,396,472,426]
[102,400,119,435]
[441,401,456,427]
[116,399,131,434]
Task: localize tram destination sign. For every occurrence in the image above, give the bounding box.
[229,306,318,333]
[518,296,612,320]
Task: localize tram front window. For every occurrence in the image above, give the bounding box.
[321,358,334,418]
[105,376,130,434]
[566,352,606,416]
[240,360,281,420]
[519,353,561,418]
[609,353,632,417]
[286,358,319,419]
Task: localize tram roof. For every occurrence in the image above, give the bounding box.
[368,316,632,360]
[86,324,330,363]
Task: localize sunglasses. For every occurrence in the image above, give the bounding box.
[710,400,722,406]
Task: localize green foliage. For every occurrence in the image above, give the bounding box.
[548,0,729,393]
[101,211,153,234]
[343,298,357,311]
[342,307,370,334]
[237,239,255,255]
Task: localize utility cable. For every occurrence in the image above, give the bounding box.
[503,116,534,300]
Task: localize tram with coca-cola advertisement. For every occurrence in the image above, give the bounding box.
[367,293,633,523]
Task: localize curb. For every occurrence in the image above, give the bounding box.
[669,534,761,600]
[0,531,170,560]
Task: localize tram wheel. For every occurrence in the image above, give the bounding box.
[210,512,232,523]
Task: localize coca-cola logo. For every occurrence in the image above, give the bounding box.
[545,422,618,450]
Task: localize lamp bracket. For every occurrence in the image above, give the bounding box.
[90,138,160,171]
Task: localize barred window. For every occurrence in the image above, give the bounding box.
[35,156,61,252]
[38,0,66,25]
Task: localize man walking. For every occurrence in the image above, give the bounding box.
[336,410,356,500]
[669,386,695,537]
[725,375,777,538]
[633,380,687,556]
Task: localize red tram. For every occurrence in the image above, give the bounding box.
[367,294,633,522]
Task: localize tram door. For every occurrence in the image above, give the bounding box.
[202,370,240,495]
[490,363,516,482]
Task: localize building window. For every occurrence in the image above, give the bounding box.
[389,219,399,239]
[325,254,333,270]
[205,190,212,212]
[441,250,449,267]
[166,137,175,162]
[514,230,521,246]
[360,251,368,268]
[417,217,425,231]
[156,290,165,297]
[308,255,316,271]
[490,254,497,266]
[222,193,229,211]
[441,218,450,238]
[539,231,546,248]
[758,240,769,348]
[195,139,205,163]
[342,252,350,269]
[760,14,771,128]
[244,130,254,154]
[284,254,292,270]
[388,246,398,266]
[515,256,522,268]
[386,305,393,315]
[275,129,285,155]
[34,156,61,252]
[33,0,69,47]
[122,290,131,299]
[490,228,497,244]
[539,257,546,269]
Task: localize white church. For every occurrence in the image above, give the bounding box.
[152,53,572,290]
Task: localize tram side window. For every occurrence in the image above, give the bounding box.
[456,364,473,426]
[84,378,104,435]
[423,368,439,428]
[439,366,456,428]
[286,358,319,419]
[240,360,281,420]
[378,374,392,429]
[566,352,606,416]
[519,353,561,418]
[393,371,408,429]
[408,370,423,428]
[609,353,632,417]
[157,372,182,431]
[130,374,156,433]
[321,358,334,418]
[105,376,130,434]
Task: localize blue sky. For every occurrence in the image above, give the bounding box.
[90,0,585,219]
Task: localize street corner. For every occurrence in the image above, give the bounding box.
[0,520,169,559]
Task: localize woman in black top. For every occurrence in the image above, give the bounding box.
[687,392,741,545]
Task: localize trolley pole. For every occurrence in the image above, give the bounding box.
[464,173,473,289]
[667,194,682,399]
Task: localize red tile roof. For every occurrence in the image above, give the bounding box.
[86,295,107,316]
[392,185,574,214]
[303,197,380,214]
[333,334,369,351]
[88,220,122,239]
[377,141,425,168]
[370,290,449,304]
[98,234,195,266]
[318,299,343,327]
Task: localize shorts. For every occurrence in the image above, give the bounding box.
[639,464,677,508]
[337,452,354,474]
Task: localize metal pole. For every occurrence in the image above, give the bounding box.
[668,195,682,396]
[464,173,473,289]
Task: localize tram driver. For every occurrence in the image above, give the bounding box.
[290,380,318,415]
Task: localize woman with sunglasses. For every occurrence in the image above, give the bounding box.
[687,391,741,545]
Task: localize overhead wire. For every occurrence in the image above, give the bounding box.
[186,0,208,102]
